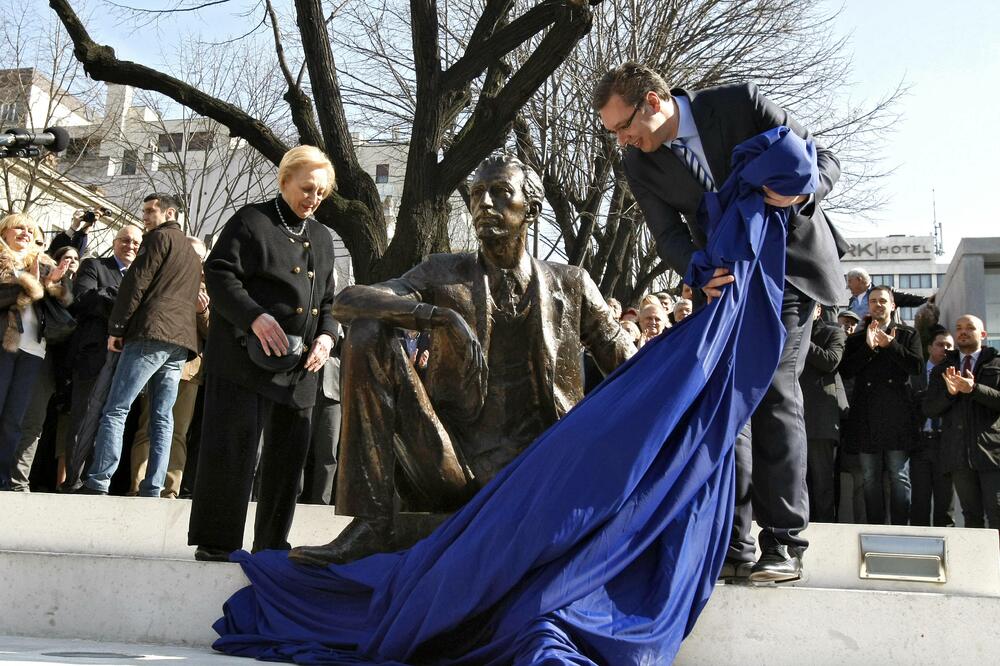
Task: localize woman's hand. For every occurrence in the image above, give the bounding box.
[304,333,334,372]
[46,257,72,285]
[251,313,289,356]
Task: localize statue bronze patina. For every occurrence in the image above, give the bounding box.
[289,154,634,566]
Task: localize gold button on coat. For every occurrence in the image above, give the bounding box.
[292,266,301,274]
[307,271,314,278]
[311,308,319,316]
[295,307,304,314]
[303,241,311,248]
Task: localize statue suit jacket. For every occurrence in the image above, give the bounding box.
[624,82,848,306]
[334,252,635,431]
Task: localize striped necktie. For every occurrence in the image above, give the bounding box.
[670,139,716,192]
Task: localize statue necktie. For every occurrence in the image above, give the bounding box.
[671,140,716,192]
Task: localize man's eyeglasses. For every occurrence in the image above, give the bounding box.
[609,102,643,136]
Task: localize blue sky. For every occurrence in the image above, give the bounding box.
[83,1,999,260]
[824,0,1000,259]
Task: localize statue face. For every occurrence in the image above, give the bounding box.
[470,163,533,243]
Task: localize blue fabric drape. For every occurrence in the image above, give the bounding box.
[211,126,818,665]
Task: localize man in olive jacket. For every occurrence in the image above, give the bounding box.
[923,314,1000,530]
[80,193,202,496]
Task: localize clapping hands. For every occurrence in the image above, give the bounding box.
[943,366,975,395]
[866,321,895,349]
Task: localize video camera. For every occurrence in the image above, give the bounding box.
[77,207,112,227]
[0,127,70,159]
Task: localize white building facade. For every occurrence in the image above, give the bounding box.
[841,235,949,322]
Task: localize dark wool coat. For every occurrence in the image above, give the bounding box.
[839,320,924,453]
[70,257,124,380]
[202,198,337,409]
[923,346,1000,473]
[800,319,847,441]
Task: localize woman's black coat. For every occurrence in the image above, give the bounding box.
[203,198,338,408]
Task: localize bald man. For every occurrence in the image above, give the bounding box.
[923,315,1000,531]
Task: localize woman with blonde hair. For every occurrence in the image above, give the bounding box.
[0,213,73,489]
[188,145,340,559]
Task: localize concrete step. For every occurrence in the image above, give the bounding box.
[678,585,1000,665]
[0,492,349,559]
[1,548,998,663]
[0,550,242,647]
[0,634,248,665]
[3,492,998,596]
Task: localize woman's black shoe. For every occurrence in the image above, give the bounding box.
[194,546,232,562]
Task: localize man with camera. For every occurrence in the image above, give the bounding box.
[48,208,109,257]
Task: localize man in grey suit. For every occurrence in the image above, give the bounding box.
[594,63,846,582]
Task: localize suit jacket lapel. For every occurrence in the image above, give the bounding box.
[684,87,729,184]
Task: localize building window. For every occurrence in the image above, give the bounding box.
[898,306,918,324]
[121,149,138,175]
[158,132,183,153]
[375,163,389,184]
[0,101,23,123]
[871,274,895,288]
[65,138,99,158]
[937,273,946,287]
[899,274,932,290]
[187,131,213,151]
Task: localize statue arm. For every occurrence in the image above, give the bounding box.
[331,283,426,329]
[578,273,636,372]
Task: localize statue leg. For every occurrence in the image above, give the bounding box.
[289,318,470,566]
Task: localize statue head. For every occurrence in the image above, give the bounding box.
[469,154,543,261]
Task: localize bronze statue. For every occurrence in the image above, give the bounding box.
[289,154,634,566]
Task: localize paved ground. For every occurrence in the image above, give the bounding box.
[0,636,249,666]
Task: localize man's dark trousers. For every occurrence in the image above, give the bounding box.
[909,431,954,527]
[732,284,814,554]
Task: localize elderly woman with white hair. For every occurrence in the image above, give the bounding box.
[188,145,339,560]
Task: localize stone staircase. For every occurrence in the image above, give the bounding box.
[1,492,998,664]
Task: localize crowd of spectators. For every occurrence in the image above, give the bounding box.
[2,203,998,544]
[601,268,1000,535]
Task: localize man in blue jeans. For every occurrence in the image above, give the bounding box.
[80,193,203,496]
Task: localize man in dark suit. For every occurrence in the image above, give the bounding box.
[593,63,845,582]
[65,225,143,480]
[909,327,955,527]
[924,315,1000,530]
[801,304,848,523]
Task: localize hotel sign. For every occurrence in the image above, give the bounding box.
[845,237,936,262]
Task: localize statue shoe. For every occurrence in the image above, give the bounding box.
[288,518,394,567]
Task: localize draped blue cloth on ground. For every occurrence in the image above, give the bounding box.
[212,126,818,665]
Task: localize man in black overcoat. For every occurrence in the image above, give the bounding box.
[801,304,847,522]
[839,287,924,525]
